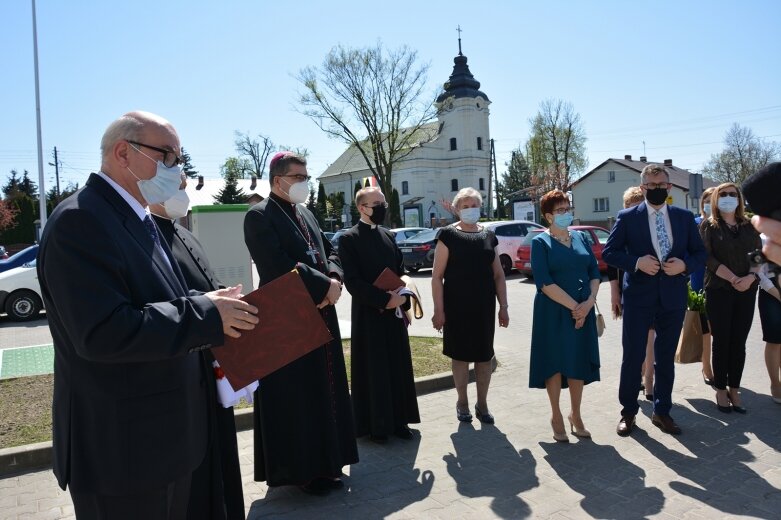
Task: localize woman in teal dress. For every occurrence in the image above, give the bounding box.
[529,189,601,443]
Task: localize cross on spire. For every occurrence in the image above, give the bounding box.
[456,25,463,55]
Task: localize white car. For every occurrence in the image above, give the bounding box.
[483,220,545,274]
[0,259,44,321]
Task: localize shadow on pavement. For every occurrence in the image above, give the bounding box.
[541,437,664,519]
[247,428,433,518]
[444,421,538,519]
[636,396,781,519]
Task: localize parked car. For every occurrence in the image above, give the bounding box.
[483,220,546,274]
[390,227,428,244]
[514,225,611,277]
[0,244,39,274]
[398,228,439,272]
[0,245,7,259]
[323,231,336,242]
[0,259,44,321]
[329,229,347,252]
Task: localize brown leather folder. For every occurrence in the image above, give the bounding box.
[373,267,406,291]
[212,270,333,390]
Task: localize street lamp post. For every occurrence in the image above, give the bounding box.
[32,0,47,230]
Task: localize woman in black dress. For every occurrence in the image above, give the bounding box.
[431,187,509,424]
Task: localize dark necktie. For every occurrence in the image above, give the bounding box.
[143,215,163,249]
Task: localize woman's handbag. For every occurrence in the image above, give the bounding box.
[594,302,606,338]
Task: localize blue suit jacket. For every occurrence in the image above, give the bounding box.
[602,202,706,310]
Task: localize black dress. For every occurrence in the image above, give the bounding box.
[244,193,358,487]
[153,216,245,520]
[436,225,498,362]
[339,221,421,437]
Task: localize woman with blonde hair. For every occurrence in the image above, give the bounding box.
[700,183,761,413]
[529,189,600,442]
[432,188,509,424]
[691,187,715,385]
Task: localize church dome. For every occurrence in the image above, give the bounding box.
[436,52,489,104]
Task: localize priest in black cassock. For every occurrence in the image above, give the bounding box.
[339,187,421,443]
[243,152,358,496]
[151,183,245,520]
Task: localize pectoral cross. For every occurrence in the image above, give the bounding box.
[306,248,320,263]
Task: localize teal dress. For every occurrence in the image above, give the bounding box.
[529,231,601,389]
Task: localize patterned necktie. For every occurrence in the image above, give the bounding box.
[655,210,671,261]
[143,215,162,249]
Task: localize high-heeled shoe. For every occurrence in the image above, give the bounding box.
[728,391,747,414]
[456,405,472,422]
[475,405,495,424]
[715,392,732,413]
[551,419,569,443]
[567,415,591,439]
[702,370,714,386]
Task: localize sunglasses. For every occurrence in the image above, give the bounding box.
[718,192,738,198]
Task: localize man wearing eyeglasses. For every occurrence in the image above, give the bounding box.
[244,152,358,495]
[338,187,420,444]
[37,111,259,519]
[603,163,706,437]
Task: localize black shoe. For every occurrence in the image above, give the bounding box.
[394,426,414,439]
[651,414,682,435]
[299,478,330,496]
[715,397,732,414]
[728,393,747,414]
[645,394,653,401]
[456,405,472,422]
[475,405,495,424]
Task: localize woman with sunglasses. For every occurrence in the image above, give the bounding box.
[529,189,601,442]
[700,183,762,413]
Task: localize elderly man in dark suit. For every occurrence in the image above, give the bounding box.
[603,163,706,437]
[37,111,258,520]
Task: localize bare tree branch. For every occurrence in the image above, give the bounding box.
[702,123,780,184]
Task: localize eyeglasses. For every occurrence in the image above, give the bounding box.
[362,202,389,209]
[642,182,670,190]
[718,191,738,198]
[551,207,571,215]
[127,140,184,168]
[281,174,311,182]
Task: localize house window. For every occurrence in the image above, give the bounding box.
[593,197,610,212]
[479,178,485,191]
[477,137,483,150]
[402,181,409,195]
[451,179,459,191]
[450,138,457,151]
[608,170,615,183]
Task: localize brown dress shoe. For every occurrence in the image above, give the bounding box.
[651,414,681,435]
[616,415,635,437]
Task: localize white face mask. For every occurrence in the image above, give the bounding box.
[281,177,309,204]
[717,196,739,214]
[127,146,183,205]
[162,190,190,219]
[459,207,481,225]
[703,203,711,216]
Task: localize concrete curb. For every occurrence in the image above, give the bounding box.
[0,358,498,477]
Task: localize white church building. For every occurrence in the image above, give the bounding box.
[317,44,492,228]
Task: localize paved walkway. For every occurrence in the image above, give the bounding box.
[1,273,780,519]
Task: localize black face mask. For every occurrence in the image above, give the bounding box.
[645,187,668,206]
[368,204,386,225]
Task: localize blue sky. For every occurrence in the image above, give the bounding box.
[1,0,779,193]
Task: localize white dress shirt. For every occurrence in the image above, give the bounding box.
[646,203,674,260]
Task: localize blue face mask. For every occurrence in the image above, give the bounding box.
[553,213,573,228]
[128,147,183,205]
[717,197,738,214]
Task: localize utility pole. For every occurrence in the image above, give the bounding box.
[48,146,60,197]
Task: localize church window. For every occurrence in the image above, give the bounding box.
[451,179,459,191]
[402,181,409,195]
[479,178,485,190]
[450,138,457,151]
[477,137,483,150]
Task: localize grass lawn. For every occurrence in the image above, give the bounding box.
[0,337,447,449]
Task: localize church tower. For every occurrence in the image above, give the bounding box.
[433,33,491,210]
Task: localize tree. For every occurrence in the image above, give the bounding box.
[18,170,39,199]
[297,42,437,194]
[181,148,198,178]
[235,132,276,179]
[702,123,781,184]
[325,192,346,231]
[349,181,361,224]
[306,183,319,221]
[524,99,587,190]
[0,199,19,232]
[214,157,248,204]
[46,182,79,214]
[496,147,533,218]
[316,183,328,227]
[2,170,22,199]
[389,188,401,227]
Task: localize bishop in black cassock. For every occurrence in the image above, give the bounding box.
[243,152,358,495]
[339,187,420,442]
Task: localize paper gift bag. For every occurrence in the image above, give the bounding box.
[675,310,703,364]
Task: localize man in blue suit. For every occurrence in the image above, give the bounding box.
[603,163,706,436]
